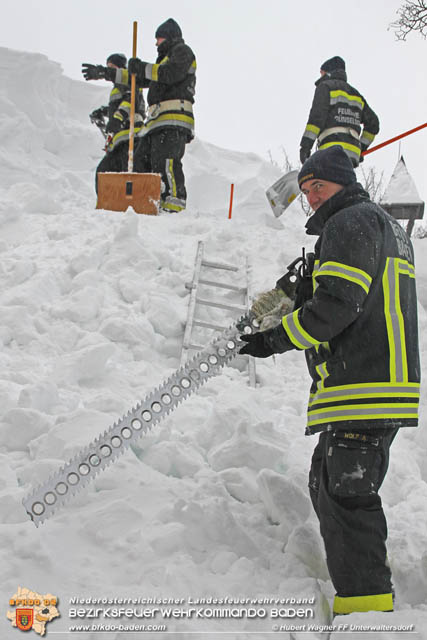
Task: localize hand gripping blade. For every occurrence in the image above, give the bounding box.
[22,314,258,526]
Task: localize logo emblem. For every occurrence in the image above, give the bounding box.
[16,608,34,631]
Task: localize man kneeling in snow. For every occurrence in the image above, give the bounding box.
[240,146,420,615]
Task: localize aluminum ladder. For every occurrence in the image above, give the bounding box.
[181,240,256,386]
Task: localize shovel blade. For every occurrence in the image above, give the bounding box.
[96,172,161,215]
[266,169,300,218]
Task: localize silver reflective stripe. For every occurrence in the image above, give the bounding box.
[147,99,193,118]
[383,258,405,382]
[165,158,176,198]
[138,117,194,137]
[316,261,372,293]
[310,384,420,404]
[330,95,364,109]
[308,405,418,424]
[318,126,360,144]
[283,311,320,350]
[304,129,318,141]
[145,63,154,80]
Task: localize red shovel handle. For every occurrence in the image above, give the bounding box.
[362,122,427,156]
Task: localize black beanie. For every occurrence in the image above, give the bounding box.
[298,146,357,189]
[106,53,127,68]
[320,55,345,73]
[155,18,182,40]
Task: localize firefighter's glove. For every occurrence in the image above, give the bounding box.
[82,63,107,81]
[239,323,293,358]
[90,107,107,120]
[251,288,291,320]
[299,145,311,164]
[106,118,122,134]
[128,57,147,79]
[359,143,368,164]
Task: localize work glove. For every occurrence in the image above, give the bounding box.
[90,107,107,120]
[239,322,293,358]
[251,288,294,331]
[106,118,122,134]
[299,146,311,164]
[82,63,107,81]
[128,57,147,79]
[359,143,368,164]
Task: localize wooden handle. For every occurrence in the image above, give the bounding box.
[128,21,138,172]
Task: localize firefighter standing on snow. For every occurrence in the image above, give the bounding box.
[240,146,420,616]
[128,18,196,213]
[300,56,379,167]
[82,53,146,193]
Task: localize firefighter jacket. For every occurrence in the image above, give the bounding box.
[276,183,420,434]
[105,68,146,152]
[137,37,196,140]
[300,70,379,166]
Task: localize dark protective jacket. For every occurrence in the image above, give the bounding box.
[278,183,420,434]
[138,37,196,139]
[300,70,379,166]
[104,68,146,152]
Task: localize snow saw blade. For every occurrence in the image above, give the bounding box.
[22,314,258,526]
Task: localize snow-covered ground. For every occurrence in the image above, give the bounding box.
[0,48,427,640]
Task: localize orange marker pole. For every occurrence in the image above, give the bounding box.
[228,183,234,219]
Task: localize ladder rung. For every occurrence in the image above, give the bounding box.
[195,298,247,313]
[194,320,228,331]
[188,343,205,351]
[201,259,238,272]
[198,278,247,293]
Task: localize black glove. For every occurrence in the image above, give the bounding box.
[239,323,294,358]
[90,107,107,120]
[106,118,122,134]
[82,63,107,81]
[128,57,147,78]
[300,146,311,164]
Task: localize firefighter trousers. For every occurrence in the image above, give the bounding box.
[135,128,188,212]
[95,142,129,194]
[309,426,399,614]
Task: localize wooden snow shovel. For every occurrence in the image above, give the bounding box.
[96,21,161,215]
[266,121,427,218]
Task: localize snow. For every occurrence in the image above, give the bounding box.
[382,157,424,205]
[0,47,427,640]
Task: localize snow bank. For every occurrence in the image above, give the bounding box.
[0,48,426,640]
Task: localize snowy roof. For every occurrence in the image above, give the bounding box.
[381,156,424,205]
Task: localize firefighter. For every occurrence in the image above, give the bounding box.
[82,53,146,193]
[299,56,379,167]
[128,18,196,213]
[240,146,420,616]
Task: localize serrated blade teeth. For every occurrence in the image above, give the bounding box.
[23,314,255,526]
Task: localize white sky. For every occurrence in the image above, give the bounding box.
[2,0,427,202]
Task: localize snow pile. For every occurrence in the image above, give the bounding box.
[381,156,424,205]
[0,48,427,640]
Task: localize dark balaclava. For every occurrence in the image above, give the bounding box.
[106,53,127,68]
[298,146,357,190]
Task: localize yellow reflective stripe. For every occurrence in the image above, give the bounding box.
[307,403,418,427]
[318,141,361,157]
[309,390,420,406]
[115,69,129,84]
[111,87,121,96]
[145,113,194,128]
[309,381,420,401]
[282,310,321,350]
[333,593,393,614]
[315,362,329,391]
[306,124,320,135]
[316,260,372,294]
[361,130,376,142]
[383,258,408,382]
[329,89,364,108]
